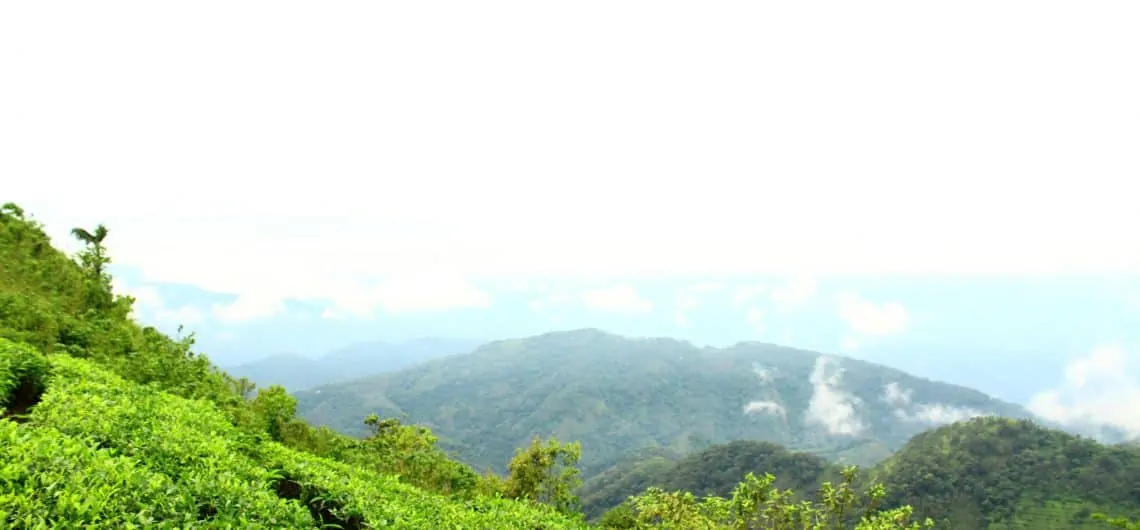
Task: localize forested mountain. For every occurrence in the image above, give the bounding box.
[225,337,484,392]
[874,417,1140,529]
[295,329,1034,474]
[581,419,1140,528]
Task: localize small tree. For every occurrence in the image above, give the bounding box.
[251,384,297,442]
[70,224,114,310]
[609,467,934,530]
[503,435,583,516]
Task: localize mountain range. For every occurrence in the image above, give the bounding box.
[294,329,1040,475]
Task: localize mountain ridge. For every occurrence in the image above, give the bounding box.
[296,328,1037,475]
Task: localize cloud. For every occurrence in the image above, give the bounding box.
[317,271,492,318]
[837,291,910,348]
[745,307,766,334]
[5,2,1140,311]
[751,362,775,383]
[907,404,991,426]
[1028,344,1140,438]
[580,285,653,314]
[743,400,787,418]
[530,284,652,314]
[731,284,766,308]
[770,276,818,311]
[805,356,865,436]
[882,381,990,426]
[673,282,722,326]
[112,278,206,327]
[211,295,286,323]
[882,381,913,407]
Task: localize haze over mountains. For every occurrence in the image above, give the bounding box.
[223,337,485,392]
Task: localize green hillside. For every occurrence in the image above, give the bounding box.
[0,203,592,528]
[295,329,1034,475]
[581,418,1140,529]
[873,417,1140,529]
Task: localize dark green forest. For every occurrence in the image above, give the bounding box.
[2,202,1138,529]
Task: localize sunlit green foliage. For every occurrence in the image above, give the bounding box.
[1,340,592,528]
[599,467,933,530]
[502,436,584,516]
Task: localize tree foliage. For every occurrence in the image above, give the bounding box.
[503,435,584,516]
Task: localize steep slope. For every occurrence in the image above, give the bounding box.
[0,203,590,528]
[874,417,1140,529]
[295,329,1034,474]
[226,338,485,392]
[1,338,589,528]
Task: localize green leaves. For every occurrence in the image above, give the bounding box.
[1,346,593,528]
[608,467,933,530]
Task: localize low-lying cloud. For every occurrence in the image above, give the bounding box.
[836,291,910,350]
[806,356,865,436]
[743,400,787,418]
[882,381,992,426]
[1028,344,1140,439]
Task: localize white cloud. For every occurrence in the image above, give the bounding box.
[837,291,910,348]
[743,400,787,418]
[883,381,990,426]
[907,404,991,426]
[211,295,286,323]
[529,284,652,314]
[4,2,1140,310]
[529,292,572,312]
[806,356,865,436]
[746,307,766,334]
[770,276,818,311]
[731,284,766,308]
[674,282,722,326]
[580,284,653,314]
[112,278,206,327]
[1028,344,1140,437]
[752,363,775,383]
[882,381,913,407]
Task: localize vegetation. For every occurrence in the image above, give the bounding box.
[294,329,1033,475]
[873,417,1140,529]
[580,440,842,520]
[582,419,1140,529]
[2,202,1137,528]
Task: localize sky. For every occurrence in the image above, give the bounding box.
[2,1,1140,437]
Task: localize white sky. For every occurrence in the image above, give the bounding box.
[3,1,1139,315]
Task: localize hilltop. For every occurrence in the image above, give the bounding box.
[295,328,1033,474]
